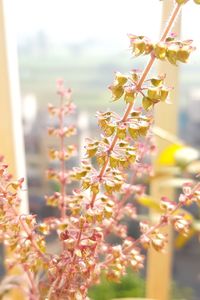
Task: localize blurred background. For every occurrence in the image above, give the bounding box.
[1,0,200,299]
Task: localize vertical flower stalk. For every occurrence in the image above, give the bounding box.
[59,84,66,218]
[68,0,197,291]
[47,80,77,218]
[89,1,182,210]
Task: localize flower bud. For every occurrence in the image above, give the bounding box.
[118,141,129,148]
[48,127,56,136]
[116,125,126,140]
[160,197,176,212]
[119,157,129,169]
[129,250,144,271]
[177,47,190,63]
[86,209,94,223]
[49,149,57,160]
[109,154,119,169]
[91,183,100,195]
[64,237,76,250]
[104,123,116,137]
[95,210,104,222]
[140,235,151,249]
[166,44,178,65]
[160,88,169,101]
[126,147,136,163]
[151,233,166,252]
[98,118,107,129]
[176,0,187,3]
[113,180,123,191]
[106,270,121,283]
[71,205,81,215]
[142,97,152,110]
[104,206,113,218]
[147,87,160,100]
[144,43,153,55]
[45,193,60,206]
[124,88,137,103]
[131,71,139,83]
[154,42,167,60]
[134,40,146,56]
[97,154,107,166]
[10,179,23,191]
[81,178,90,190]
[109,84,124,101]
[128,124,139,139]
[112,245,122,258]
[172,216,190,235]
[38,223,50,235]
[86,145,98,158]
[67,145,76,155]
[138,121,149,136]
[104,181,115,194]
[36,237,46,253]
[140,221,149,233]
[151,76,164,87]
[127,152,136,164]
[115,72,128,85]
[73,169,88,180]
[130,110,141,117]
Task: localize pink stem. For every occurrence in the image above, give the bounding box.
[90,2,181,208]
[10,205,48,262]
[103,182,200,267]
[59,96,66,219]
[48,2,183,294]
[24,266,39,300]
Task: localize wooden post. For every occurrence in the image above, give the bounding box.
[0,0,28,212]
[0,0,28,298]
[146,1,181,300]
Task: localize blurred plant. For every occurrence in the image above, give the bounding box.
[88,270,145,300]
[0,1,200,300]
[88,271,195,300]
[145,127,200,248]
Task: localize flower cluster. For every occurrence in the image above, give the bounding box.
[109,69,173,111]
[46,79,77,217]
[0,157,48,299]
[129,34,195,65]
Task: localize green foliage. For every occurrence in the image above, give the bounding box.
[88,271,145,300]
[89,273,195,300]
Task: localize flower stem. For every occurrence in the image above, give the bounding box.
[49,2,183,294]
[91,2,181,208]
[24,266,39,300]
[59,95,66,219]
[10,205,48,262]
[102,182,200,267]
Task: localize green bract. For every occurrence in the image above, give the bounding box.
[176,0,187,4]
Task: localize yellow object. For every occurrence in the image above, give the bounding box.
[158,144,183,166]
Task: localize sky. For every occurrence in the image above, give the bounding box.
[3,0,199,57]
[14,0,162,43]
[12,0,200,44]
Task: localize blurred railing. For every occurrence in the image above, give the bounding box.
[0,0,28,298]
[146,1,181,300]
